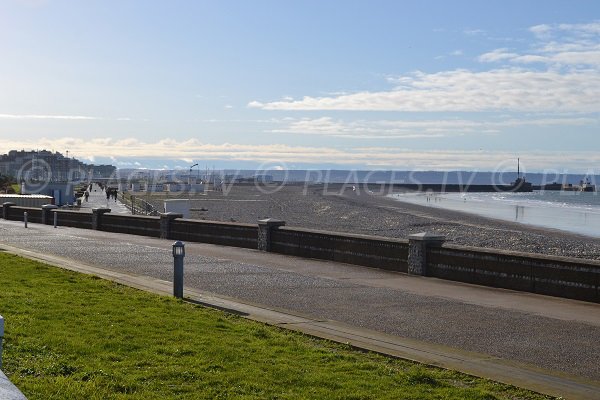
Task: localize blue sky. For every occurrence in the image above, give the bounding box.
[1,0,600,172]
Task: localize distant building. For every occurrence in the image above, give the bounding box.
[0,150,115,182]
[21,181,76,206]
[253,174,274,183]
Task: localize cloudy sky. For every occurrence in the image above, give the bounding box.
[1,0,600,171]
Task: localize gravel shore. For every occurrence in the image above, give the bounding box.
[145,183,600,260]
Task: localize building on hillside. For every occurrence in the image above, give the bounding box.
[0,150,115,182]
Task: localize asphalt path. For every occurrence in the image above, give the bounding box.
[1,218,599,389]
[78,183,130,214]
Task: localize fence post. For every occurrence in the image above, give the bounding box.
[2,202,15,220]
[160,212,183,239]
[92,207,111,230]
[41,204,58,225]
[407,232,445,276]
[23,212,28,228]
[257,218,286,252]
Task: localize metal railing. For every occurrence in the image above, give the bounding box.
[121,193,159,216]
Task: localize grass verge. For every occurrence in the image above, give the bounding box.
[0,252,552,399]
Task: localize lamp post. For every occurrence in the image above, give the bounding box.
[172,241,185,298]
[0,314,4,368]
[189,163,198,185]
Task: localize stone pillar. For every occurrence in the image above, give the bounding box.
[2,202,15,220]
[258,218,286,252]
[92,207,111,230]
[408,232,445,276]
[41,204,58,225]
[160,212,183,239]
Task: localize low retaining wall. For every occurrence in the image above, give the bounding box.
[6,206,42,224]
[53,210,92,229]
[170,219,257,249]
[271,227,408,271]
[101,214,161,238]
[427,245,600,303]
[1,204,598,303]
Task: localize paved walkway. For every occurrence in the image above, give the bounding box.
[78,183,130,214]
[1,219,599,399]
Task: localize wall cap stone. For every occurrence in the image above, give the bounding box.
[92,207,111,213]
[160,212,184,219]
[258,218,286,227]
[408,232,446,242]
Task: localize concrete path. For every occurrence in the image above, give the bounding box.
[1,219,599,399]
[78,183,130,214]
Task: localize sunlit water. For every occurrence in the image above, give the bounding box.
[389,191,600,238]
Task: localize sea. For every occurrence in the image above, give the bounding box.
[390,190,600,238]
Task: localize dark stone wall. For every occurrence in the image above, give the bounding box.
[101,214,161,237]
[427,244,600,302]
[271,227,409,272]
[170,219,258,249]
[9,206,42,224]
[53,210,92,229]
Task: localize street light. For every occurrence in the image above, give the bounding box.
[172,241,185,298]
[0,314,4,368]
[189,163,198,185]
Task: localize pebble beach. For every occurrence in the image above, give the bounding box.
[144,183,600,261]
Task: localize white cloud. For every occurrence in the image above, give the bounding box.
[489,21,600,67]
[477,48,519,62]
[249,68,600,113]
[464,29,486,36]
[0,114,98,120]
[271,116,596,138]
[1,136,599,171]
[250,20,600,114]
[529,24,552,38]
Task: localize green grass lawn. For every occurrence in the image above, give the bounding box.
[0,252,552,400]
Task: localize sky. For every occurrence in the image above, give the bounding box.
[1,0,600,172]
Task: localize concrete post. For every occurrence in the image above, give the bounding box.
[23,212,27,228]
[91,207,111,230]
[160,212,183,239]
[53,211,58,228]
[407,232,446,276]
[2,202,15,220]
[257,218,286,252]
[172,241,185,298]
[41,204,58,225]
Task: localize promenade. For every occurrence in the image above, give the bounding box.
[77,183,130,214]
[1,216,599,398]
